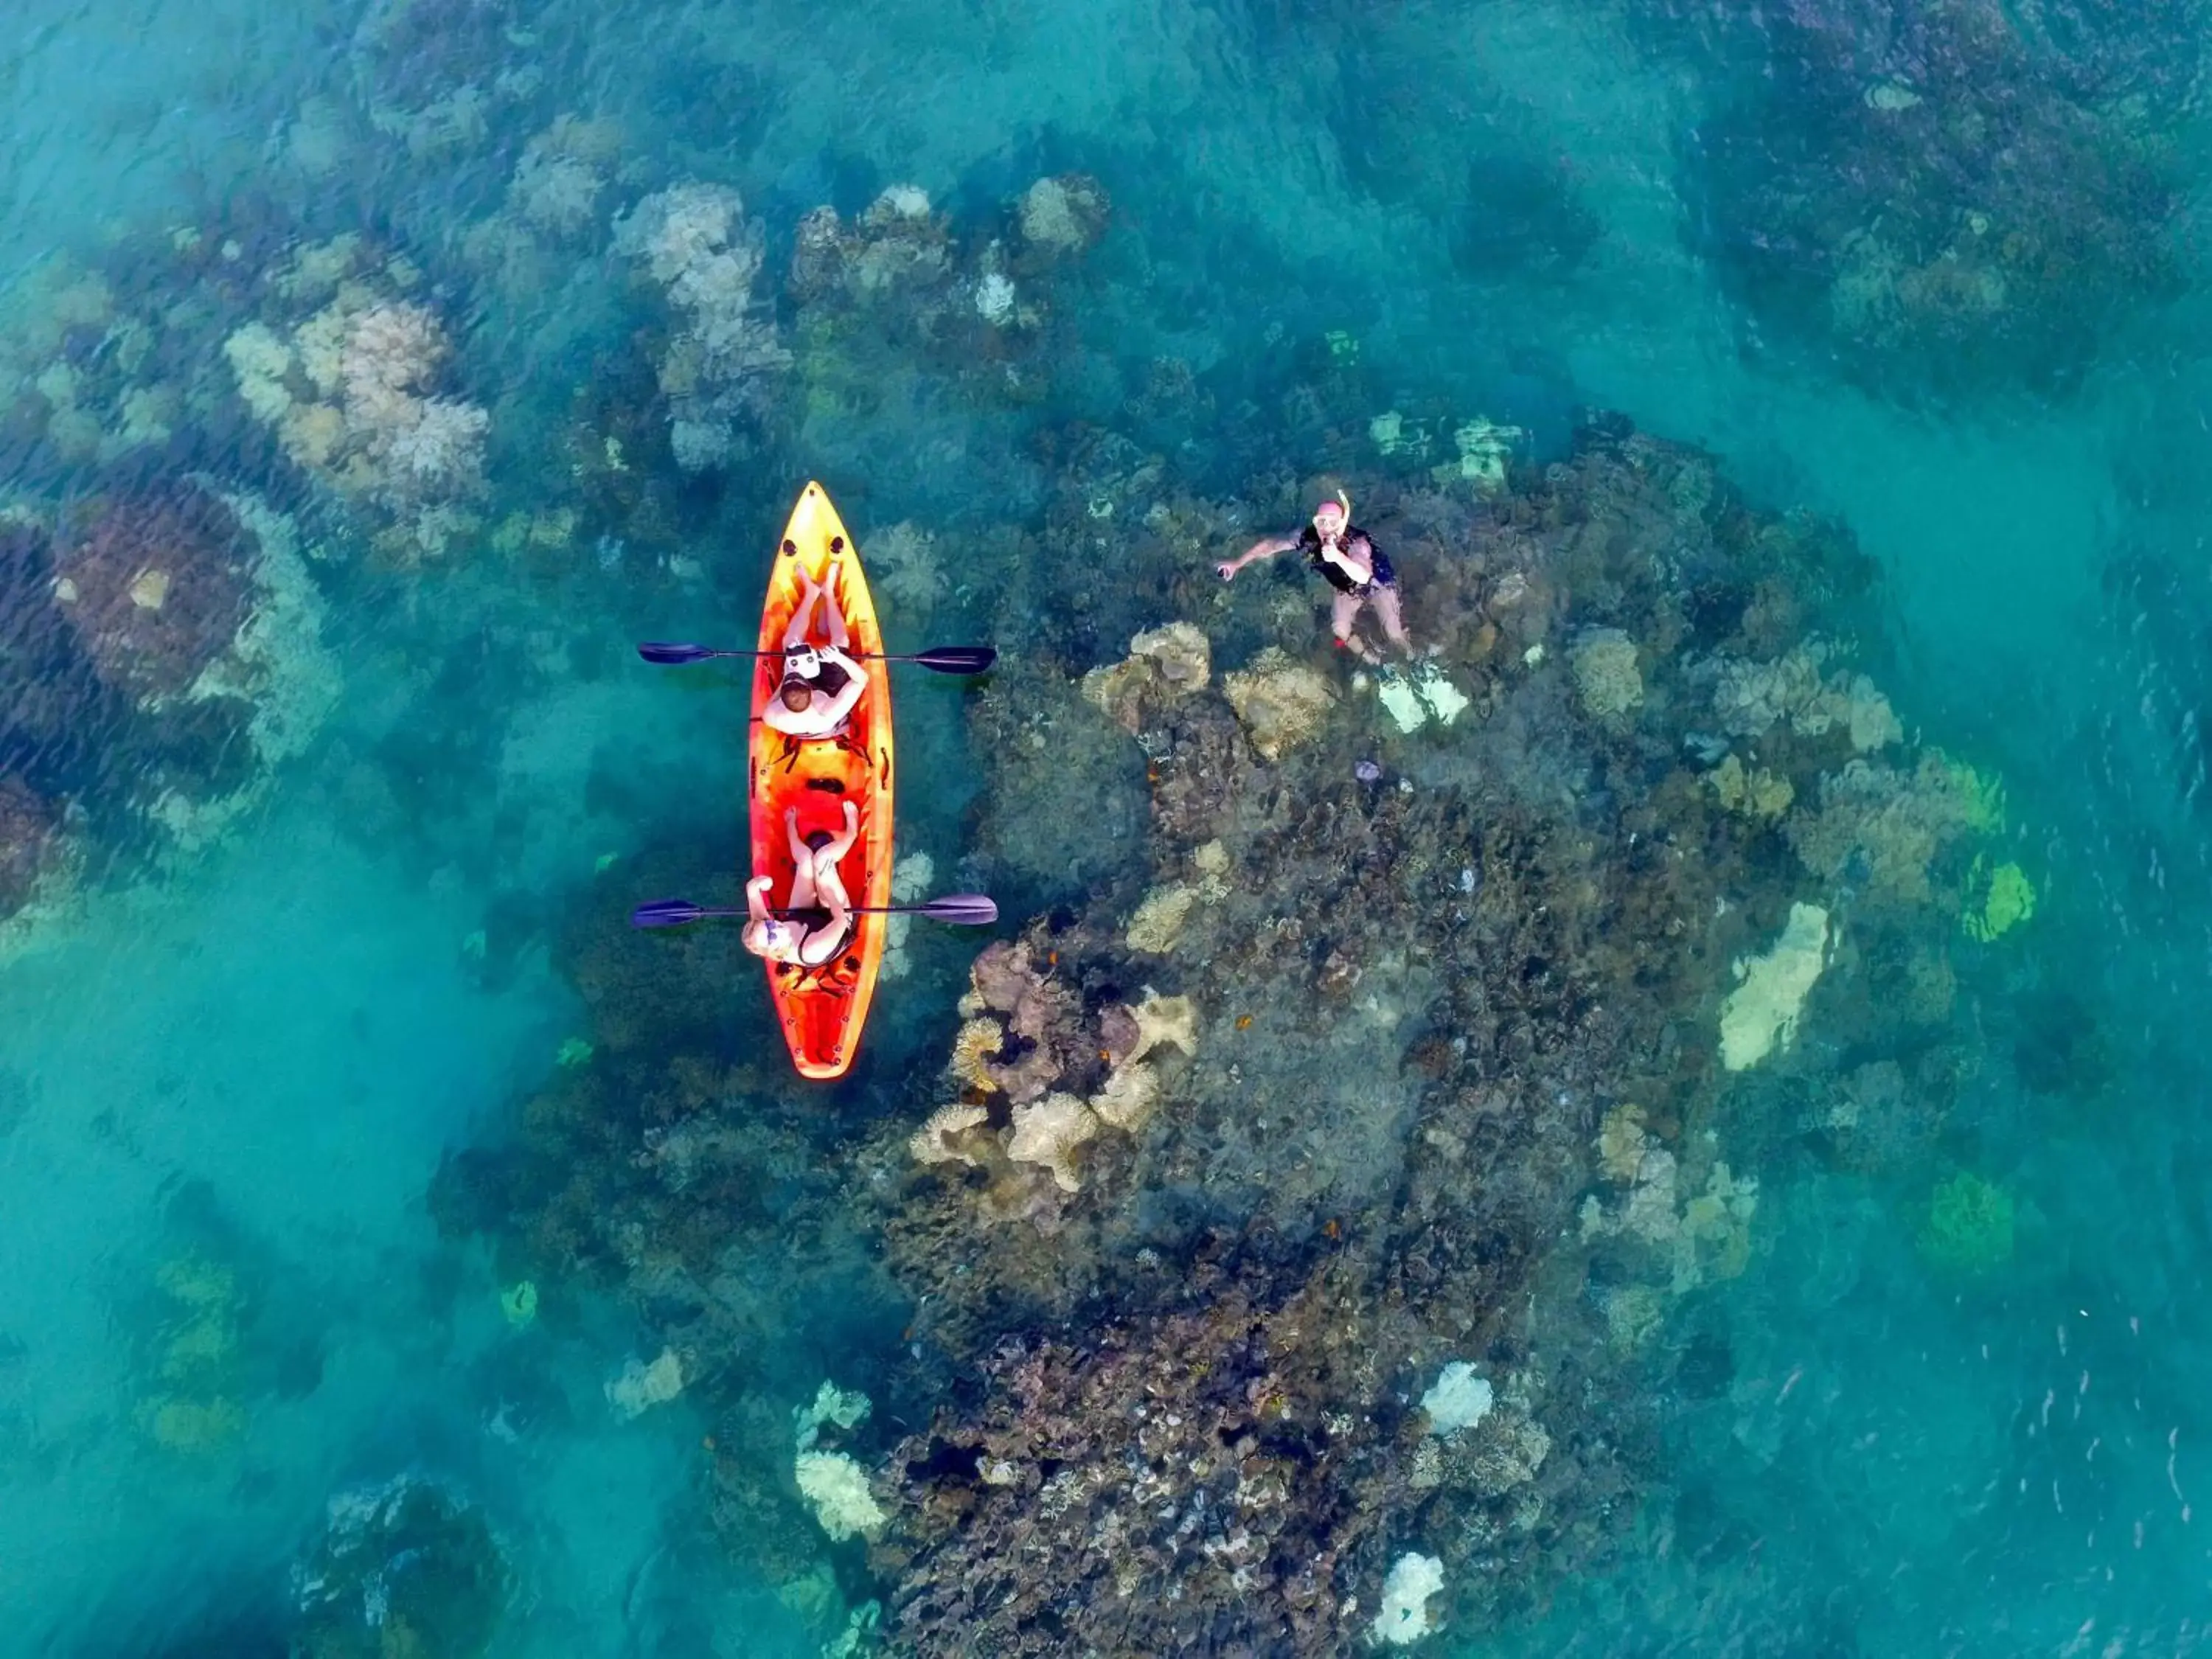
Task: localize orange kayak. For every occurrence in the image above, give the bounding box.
[747,481,895,1081]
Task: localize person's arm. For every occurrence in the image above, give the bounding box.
[1217,533,1300,581]
[821,667,866,728]
[1321,532,1371,582]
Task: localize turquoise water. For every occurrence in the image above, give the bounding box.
[2,0,2209,1652]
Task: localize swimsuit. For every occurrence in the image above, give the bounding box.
[1298,524,1395,595]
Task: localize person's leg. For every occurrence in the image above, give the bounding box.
[1332,591,1377,662]
[783,808,820,907]
[783,570,824,650]
[822,580,850,651]
[812,802,861,912]
[823,799,860,860]
[1371,585,1413,655]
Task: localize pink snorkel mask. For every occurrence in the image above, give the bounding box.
[1312,488,1352,530]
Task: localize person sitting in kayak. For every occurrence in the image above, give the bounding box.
[1216,490,1413,664]
[742,800,860,969]
[763,565,867,741]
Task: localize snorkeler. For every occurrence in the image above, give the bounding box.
[742,800,860,969]
[1216,490,1414,664]
[763,564,868,740]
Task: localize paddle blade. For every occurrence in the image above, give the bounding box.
[630,897,709,928]
[636,641,718,666]
[917,894,999,925]
[913,644,997,675]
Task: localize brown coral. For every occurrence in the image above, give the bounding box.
[55,490,254,699]
[0,774,63,916]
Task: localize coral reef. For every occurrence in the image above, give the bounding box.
[221,237,491,559]
[1015,174,1111,261]
[613,182,791,470]
[1717,902,1832,1071]
[1666,0,2185,397]
[1373,1552,1447,1646]
[1082,620,1211,734]
[0,776,63,917]
[291,1475,509,1659]
[1222,646,1337,759]
[1919,1170,2016,1273]
[439,395,2003,1653]
[54,488,254,700]
[606,1347,686,1419]
[1568,627,1643,719]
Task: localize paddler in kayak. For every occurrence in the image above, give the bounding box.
[743,800,860,968]
[1216,489,1413,664]
[763,564,869,741]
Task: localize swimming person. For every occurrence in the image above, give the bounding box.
[763,564,867,740]
[742,800,860,969]
[1216,490,1414,663]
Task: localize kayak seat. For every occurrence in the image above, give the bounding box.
[773,729,872,777]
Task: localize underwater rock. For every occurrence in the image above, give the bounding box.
[605,1346,686,1419]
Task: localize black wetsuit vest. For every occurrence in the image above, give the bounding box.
[1298,524,1394,594]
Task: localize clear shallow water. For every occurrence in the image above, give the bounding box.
[1,0,2209,1653]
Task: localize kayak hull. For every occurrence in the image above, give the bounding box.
[747,481,895,1080]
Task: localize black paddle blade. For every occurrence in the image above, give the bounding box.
[631,897,709,928]
[636,641,723,665]
[912,644,997,675]
[917,894,998,925]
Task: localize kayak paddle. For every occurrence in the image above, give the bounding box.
[630,894,999,929]
[637,642,996,674]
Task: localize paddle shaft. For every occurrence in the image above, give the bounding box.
[637,642,992,671]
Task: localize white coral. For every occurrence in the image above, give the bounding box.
[975,271,1017,327]
[1371,1553,1445,1646]
[613,181,790,470]
[795,1450,886,1541]
[380,397,489,498]
[615,183,745,285]
[1006,1092,1099,1193]
[223,324,295,423]
[909,1102,989,1166]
